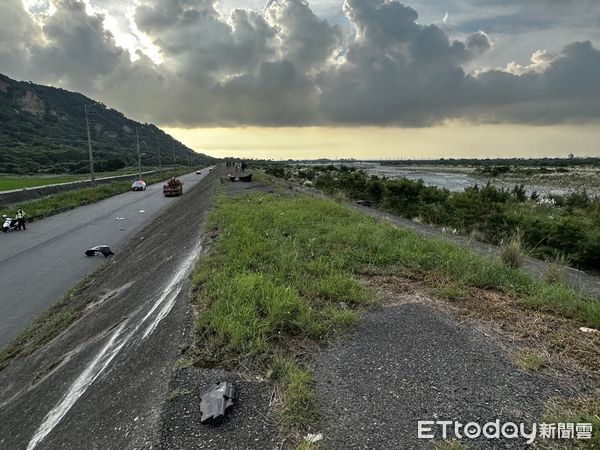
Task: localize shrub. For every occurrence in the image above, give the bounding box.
[500,234,525,268]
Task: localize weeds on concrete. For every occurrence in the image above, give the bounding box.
[541,391,600,448]
[514,348,547,372]
[191,192,600,440]
[433,440,469,450]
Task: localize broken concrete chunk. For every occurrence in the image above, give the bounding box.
[200,381,236,424]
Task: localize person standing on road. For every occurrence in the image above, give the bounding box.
[16,208,26,231]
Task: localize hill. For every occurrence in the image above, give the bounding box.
[0,73,215,174]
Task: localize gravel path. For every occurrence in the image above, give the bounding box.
[314,303,561,449]
[159,367,283,449]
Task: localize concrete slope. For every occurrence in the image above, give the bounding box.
[0,169,212,348]
[0,168,219,449]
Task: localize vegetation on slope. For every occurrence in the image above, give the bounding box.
[0,73,214,174]
[265,164,600,272]
[191,190,599,439]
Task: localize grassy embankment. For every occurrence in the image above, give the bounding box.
[0,167,171,191]
[0,175,81,191]
[191,188,599,443]
[0,168,197,219]
[265,165,600,273]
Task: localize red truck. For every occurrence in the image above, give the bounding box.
[163,177,183,197]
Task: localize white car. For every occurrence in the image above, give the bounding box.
[131,179,147,191]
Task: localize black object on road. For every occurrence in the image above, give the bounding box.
[85,245,114,258]
[200,381,236,424]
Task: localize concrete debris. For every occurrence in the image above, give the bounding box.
[579,327,598,333]
[200,381,236,425]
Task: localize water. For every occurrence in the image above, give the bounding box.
[352,163,590,198]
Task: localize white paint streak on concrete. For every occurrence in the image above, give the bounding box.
[27,321,129,450]
[27,243,202,449]
[142,245,201,339]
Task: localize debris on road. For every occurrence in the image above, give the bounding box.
[84,245,114,258]
[304,433,323,444]
[228,174,253,182]
[200,381,236,424]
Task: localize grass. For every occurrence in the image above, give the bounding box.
[271,356,320,434]
[0,167,169,191]
[541,391,600,448]
[0,168,194,220]
[500,234,525,269]
[514,348,547,372]
[167,388,191,402]
[191,190,600,441]
[0,175,82,191]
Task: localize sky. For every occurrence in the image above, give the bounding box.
[2,0,600,159]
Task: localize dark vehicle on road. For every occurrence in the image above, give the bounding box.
[131,179,147,191]
[163,177,183,197]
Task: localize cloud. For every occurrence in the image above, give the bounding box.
[1,0,599,127]
[0,0,43,77]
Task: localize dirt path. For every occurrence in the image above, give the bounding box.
[0,168,220,449]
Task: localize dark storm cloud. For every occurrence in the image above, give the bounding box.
[30,0,126,89]
[266,0,344,71]
[2,0,600,127]
[0,0,42,76]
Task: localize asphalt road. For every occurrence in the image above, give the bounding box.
[0,168,219,449]
[0,169,213,349]
[315,303,559,449]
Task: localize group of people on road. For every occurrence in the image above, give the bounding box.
[3,208,27,231]
[225,160,247,172]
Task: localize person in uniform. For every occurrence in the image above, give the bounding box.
[16,208,26,231]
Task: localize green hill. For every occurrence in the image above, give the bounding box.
[0,73,215,174]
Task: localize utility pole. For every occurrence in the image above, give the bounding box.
[156,138,162,174]
[136,128,142,179]
[84,104,95,187]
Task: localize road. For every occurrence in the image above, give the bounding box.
[0,169,213,348]
[0,168,219,449]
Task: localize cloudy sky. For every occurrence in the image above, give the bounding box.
[2,0,600,158]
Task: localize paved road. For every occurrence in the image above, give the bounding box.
[0,169,213,348]
[0,171,219,449]
[315,303,559,448]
